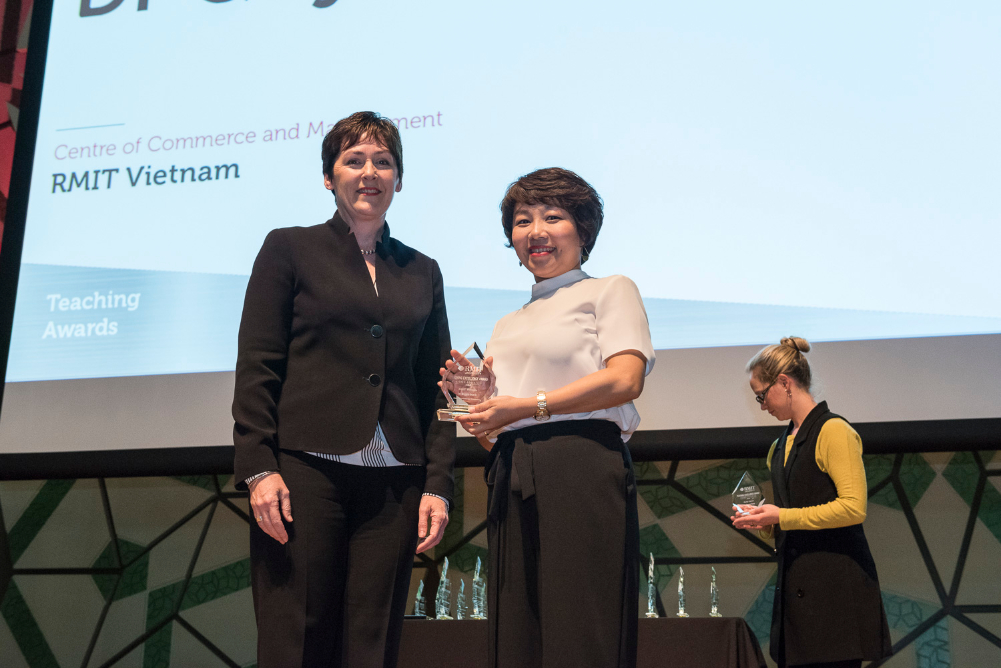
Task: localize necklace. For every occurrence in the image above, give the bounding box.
[360,247,377,255]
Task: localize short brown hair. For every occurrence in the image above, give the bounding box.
[746,337,813,391]
[321,111,403,180]
[500,167,603,262]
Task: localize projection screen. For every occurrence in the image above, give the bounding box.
[1,0,999,471]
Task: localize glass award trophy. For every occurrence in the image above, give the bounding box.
[413,580,426,618]
[437,343,493,422]
[677,566,689,617]
[471,556,487,620]
[435,557,453,620]
[456,580,468,620]
[732,470,765,515]
[710,567,722,617]
[645,553,659,618]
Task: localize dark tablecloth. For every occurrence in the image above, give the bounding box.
[399,616,767,668]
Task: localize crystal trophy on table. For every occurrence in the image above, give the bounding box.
[437,343,494,421]
[471,556,487,620]
[413,580,426,618]
[435,557,453,620]
[731,470,765,516]
[456,580,468,620]
[677,567,689,617]
[710,567,722,617]
[645,553,659,618]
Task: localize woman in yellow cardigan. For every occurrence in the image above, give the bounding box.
[732,337,891,668]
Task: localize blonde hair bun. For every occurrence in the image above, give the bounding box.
[780,337,811,354]
[746,336,813,390]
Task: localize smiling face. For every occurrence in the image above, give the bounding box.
[324,137,402,226]
[511,203,583,281]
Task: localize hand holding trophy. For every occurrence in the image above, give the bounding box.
[731,470,765,516]
[437,343,495,422]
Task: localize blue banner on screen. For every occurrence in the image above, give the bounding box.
[9,263,1000,382]
[9,1,1001,382]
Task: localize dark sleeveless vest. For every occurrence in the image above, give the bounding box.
[769,401,892,665]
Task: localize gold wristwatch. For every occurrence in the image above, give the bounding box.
[534,390,551,422]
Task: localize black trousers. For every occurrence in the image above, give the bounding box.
[251,450,425,668]
[485,420,640,668]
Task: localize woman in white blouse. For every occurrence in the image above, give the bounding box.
[442,167,655,668]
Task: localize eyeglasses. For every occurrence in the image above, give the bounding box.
[754,380,776,405]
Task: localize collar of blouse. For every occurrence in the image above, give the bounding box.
[530,269,590,302]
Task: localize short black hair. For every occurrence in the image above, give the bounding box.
[500,167,603,261]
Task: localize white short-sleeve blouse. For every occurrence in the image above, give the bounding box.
[484,269,656,441]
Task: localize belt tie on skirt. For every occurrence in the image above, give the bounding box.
[484,428,538,593]
[484,420,624,590]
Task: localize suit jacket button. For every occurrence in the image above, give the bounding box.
[370,324,384,338]
[368,374,382,387]
[796,589,804,598]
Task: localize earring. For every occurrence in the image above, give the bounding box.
[518,261,523,267]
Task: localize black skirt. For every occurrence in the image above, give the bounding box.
[484,419,640,668]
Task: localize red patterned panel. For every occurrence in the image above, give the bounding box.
[0,0,33,246]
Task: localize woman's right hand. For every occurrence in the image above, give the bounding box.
[438,349,495,403]
[249,473,293,544]
[731,503,780,531]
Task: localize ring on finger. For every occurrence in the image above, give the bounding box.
[256,515,263,521]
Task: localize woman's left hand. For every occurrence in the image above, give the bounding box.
[731,504,780,531]
[455,395,534,437]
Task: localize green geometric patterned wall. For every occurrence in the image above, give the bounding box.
[2,451,1000,667]
[1,476,257,668]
